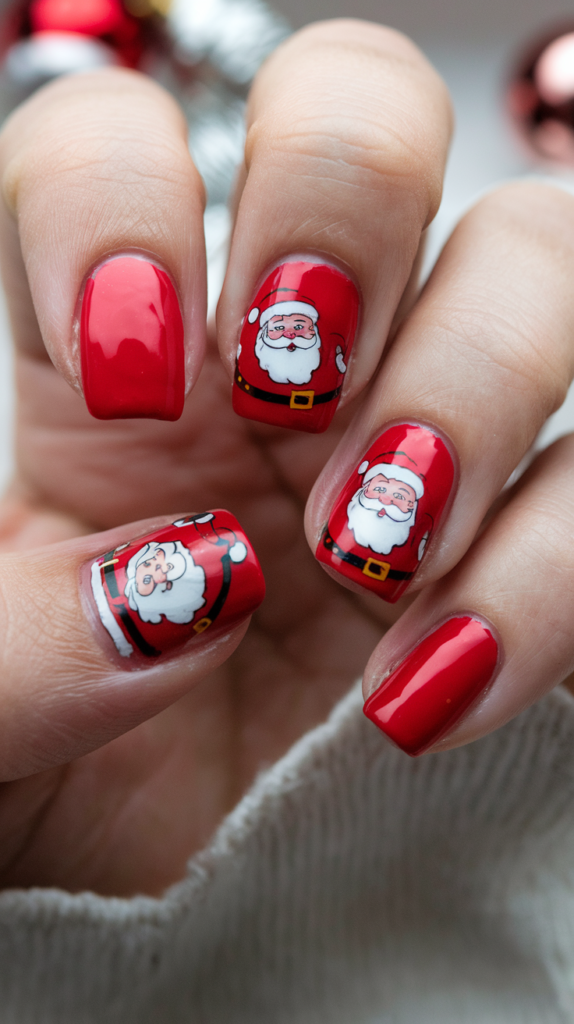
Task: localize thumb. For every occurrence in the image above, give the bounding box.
[0,510,264,780]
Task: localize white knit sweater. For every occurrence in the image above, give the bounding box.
[2,682,574,1022]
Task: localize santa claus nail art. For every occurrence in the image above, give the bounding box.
[316,423,456,603]
[232,260,359,432]
[86,511,265,666]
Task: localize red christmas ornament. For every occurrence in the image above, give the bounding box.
[508,22,574,166]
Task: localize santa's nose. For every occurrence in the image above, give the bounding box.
[283,331,296,339]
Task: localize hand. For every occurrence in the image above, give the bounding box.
[0,19,572,897]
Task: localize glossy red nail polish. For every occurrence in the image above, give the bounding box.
[364,617,499,756]
[232,259,359,433]
[316,423,455,603]
[87,510,265,666]
[80,255,185,420]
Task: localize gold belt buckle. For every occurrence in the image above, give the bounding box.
[193,617,212,634]
[362,557,390,581]
[290,389,315,410]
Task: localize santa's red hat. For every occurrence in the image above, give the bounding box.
[358,451,425,500]
[248,286,319,328]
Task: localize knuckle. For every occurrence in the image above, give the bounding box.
[247,23,451,225]
[1,72,203,220]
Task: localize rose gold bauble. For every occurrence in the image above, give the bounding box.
[508,22,574,165]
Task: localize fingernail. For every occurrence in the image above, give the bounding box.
[315,422,456,603]
[364,616,499,756]
[80,254,185,420]
[232,259,359,433]
[85,510,265,665]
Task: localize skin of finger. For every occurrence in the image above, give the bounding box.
[361,434,574,751]
[0,68,206,394]
[306,181,574,589]
[0,518,250,782]
[216,19,452,399]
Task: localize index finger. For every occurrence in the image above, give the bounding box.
[0,68,206,420]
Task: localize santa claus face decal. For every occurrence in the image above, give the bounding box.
[87,510,265,666]
[233,259,359,432]
[316,423,456,603]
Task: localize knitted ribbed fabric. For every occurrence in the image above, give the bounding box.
[2,683,574,1022]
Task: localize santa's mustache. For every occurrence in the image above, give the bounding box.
[358,489,414,523]
[259,325,318,350]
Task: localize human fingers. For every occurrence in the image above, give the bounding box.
[307,182,574,602]
[216,19,452,433]
[361,435,574,755]
[0,68,206,420]
[0,510,264,780]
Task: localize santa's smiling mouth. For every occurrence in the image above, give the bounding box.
[287,343,297,352]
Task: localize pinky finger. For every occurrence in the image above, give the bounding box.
[361,435,574,755]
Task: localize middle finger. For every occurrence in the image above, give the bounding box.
[217,19,452,433]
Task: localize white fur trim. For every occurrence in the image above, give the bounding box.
[363,462,424,499]
[248,307,259,324]
[260,301,318,327]
[90,559,133,658]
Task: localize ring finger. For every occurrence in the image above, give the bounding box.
[307,181,574,603]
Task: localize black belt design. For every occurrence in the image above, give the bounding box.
[102,540,234,657]
[321,530,415,582]
[235,365,341,409]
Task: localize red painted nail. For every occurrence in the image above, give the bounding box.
[316,422,455,603]
[364,616,499,756]
[86,510,265,666]
[232,259,359,433]
[80,255,185,420]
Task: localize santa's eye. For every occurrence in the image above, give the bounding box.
[143,560,151,567]
[393,493,403,500]
[143,575,152,585]
[374,486,386,493]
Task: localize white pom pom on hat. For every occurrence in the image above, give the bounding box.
[248,307,259,324]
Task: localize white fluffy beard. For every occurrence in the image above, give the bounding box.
[125,548,206,625]
[346,488,417,555]
[254,325,321,384]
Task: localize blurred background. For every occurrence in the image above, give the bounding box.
[1,0,574,487]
